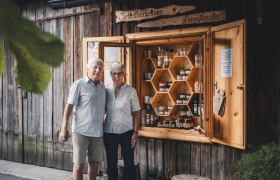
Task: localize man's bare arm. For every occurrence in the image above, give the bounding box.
[59,104,74,142]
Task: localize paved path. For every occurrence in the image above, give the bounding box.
[0,160,107,180]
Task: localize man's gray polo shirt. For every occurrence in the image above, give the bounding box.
[104,84,141,134]
[67,76,106,137]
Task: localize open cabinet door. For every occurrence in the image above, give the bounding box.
[210,20,246,149]
[82,36,124,86]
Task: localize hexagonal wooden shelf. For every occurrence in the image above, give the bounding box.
[151,69,173,92]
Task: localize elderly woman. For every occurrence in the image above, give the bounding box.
[104,62,141,180]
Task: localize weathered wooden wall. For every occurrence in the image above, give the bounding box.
[1,0,280,179]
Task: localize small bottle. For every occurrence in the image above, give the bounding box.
[147,50,152,58]
[195,54,200,67]
[194,81,200,92]
[158,56,163,68]
[141,109,146,126]
[145,104,152,126]
[144,50,148,58]
[162,55,168,69]
[193,99,198,116]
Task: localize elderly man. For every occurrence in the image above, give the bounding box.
[59,58,106,180]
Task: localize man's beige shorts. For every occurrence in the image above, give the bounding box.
[72,133,104,164]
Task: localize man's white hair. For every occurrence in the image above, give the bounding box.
[87,58,103,69]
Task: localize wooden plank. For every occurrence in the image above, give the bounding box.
[61,15,74,170]
[34,1,45,167]
[190,143,201,176]
[139,128,211,143]
[223,146,235,180]
[121,0,129,35]
[52,9,69,170]
[23,0,37,166]
[7,50,14,161]
[112,1,121,36]
[99,3,105,37]
[34,93,44,166]
[74,14,82,80]
[13,69,23,162]
[147,139,163,177]
[200,144,211,178]
[138,138,147,179]
[128,0,139,34]
[11,56,21,162]
[147,139,156,175]
[22,92,28,164]
[43,80,53,168]
[26,92,37,164]
[1,46,8,160]
[42,1,57,167]
[163,141,176,178]
[83,5,99,37]
[104,2,112,36]
[154,139,163,177]
[176,142,191,174]
[3,47,14,161]
[211,144,225,180]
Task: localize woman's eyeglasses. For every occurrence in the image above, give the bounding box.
[111,72,125,77]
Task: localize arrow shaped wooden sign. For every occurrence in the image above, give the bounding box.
[116,5,195,23]
[137,10,226,28]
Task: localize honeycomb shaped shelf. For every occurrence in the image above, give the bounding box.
[169,81,192,105]
[169,56,192,80]
[151,69,173,92]
[151,93,174,116]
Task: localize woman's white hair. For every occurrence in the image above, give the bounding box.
[87,58,103,69]
[110,62,125,73]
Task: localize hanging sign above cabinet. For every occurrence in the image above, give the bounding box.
[115,5,195,23]
[137,10,226,28]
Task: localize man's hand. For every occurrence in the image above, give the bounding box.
[131,132,139,148]
[59,128,69,142]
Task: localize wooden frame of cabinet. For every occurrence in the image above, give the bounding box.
[82,19,246,149]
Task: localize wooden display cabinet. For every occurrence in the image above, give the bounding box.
[83,20,246,149]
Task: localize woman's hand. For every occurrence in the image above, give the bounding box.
[131,131,139,148]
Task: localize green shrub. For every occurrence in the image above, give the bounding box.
[235,142,280,180]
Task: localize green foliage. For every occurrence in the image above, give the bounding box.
[0,0,64,93]
[235,143,280,180]
[0,41,5,74]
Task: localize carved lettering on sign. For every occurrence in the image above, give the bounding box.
[137,10,226,28]
[116,5,195,23]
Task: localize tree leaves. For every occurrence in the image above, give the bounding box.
[10,41,52,93]
[0,40,5,74]
[0,0,65,93]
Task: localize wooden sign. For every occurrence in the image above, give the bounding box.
[137,10,226,28]
[116,5,195,23]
